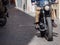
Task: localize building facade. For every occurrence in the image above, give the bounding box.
[15,0,27,11]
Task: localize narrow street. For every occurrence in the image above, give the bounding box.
[0,7,60,45]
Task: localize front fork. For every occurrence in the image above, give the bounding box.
[42,10,47,30]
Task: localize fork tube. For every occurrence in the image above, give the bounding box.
[42,10,47,30]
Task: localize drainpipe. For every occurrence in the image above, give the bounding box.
[59,0,60,19]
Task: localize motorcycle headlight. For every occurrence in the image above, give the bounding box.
[44,1,49,5]
[45,6,50,11]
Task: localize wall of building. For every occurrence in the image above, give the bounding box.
[15,0,23,10]
[15,0,27,11]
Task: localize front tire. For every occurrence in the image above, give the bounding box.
[0,17,7,27]
[45,17,53,41]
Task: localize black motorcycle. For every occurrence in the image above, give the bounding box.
[0,6,8,27]
[38,0,56,41]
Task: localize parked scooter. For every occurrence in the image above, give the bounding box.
[38,0,56,41]
[0,0,8,27]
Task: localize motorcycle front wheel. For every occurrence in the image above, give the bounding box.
[45,17,53,41]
